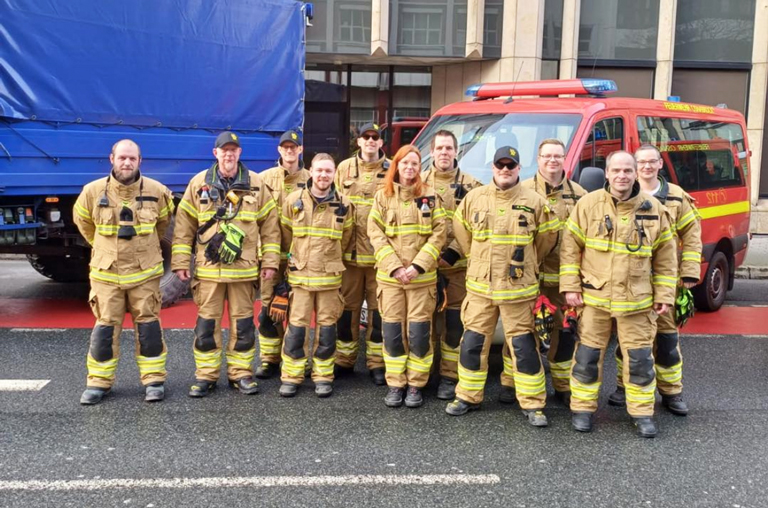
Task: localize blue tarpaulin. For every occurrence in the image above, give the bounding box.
[0,0,305,132]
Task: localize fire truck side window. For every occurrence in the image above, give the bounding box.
[578,117,624,172]
[636,116,747,192]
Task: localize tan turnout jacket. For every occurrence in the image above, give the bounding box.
[652,177,702,282]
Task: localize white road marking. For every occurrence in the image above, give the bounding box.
[0,380,50,391]
[0,474,500,491]
[10,328,67,333]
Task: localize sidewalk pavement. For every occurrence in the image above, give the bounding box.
[736,234,768,279]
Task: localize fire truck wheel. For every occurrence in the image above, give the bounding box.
[26,254,89,283]
[693,250,728,312]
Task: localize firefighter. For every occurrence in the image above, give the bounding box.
[446,146,558,427]
[560,150,678,438]
[421,130,482,400]
[172,131,281,398]
[278,153,354,398]
[255,130,310,379]
[506,138,587,406]
[368,145,447,408]
[74,139,174,404]
[607,144,702,416]
[334,123,390,384]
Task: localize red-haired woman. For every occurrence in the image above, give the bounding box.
[367,145,448,408]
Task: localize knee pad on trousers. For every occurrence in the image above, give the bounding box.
[257,307,279,338]
[316,325,337,360]
[234,317,256,351]
[137,320,163,357]
[194,317,217,351]
[408,321,431,357]
[654,332,680,367]
[370,310,383,343]
[284,324,306,359]
[512,332,542,375]
[383,321,405,357]
[459,330,485,371]
[89,325,115,362]
[337,310,353,342]
[553,328,576,363]
[628,347,655,386]
[445,309,463,349]
[572,344,601,384]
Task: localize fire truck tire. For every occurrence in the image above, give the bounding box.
[693,250,728,312]
[26,254,89,283]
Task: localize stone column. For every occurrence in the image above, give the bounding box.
[466,0,485,59]
[559,0,581,80]
[653,0,677,100]
[371,0,389,57]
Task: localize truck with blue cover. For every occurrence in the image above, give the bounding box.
[0,0,309,304]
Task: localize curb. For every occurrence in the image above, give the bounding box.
[735,266,768,280]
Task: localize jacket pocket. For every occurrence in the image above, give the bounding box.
[466,258,490,279]
[239,195,259,222]
[136,207,158,235]
[90,250,116,270]
[580,270,607,291]
[470,210,489,241]
[628,264,653,301]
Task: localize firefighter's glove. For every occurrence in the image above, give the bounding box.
[219,223,246,265]
[204,231,226,264]
[436,274,449,313]
[533,294,557,350]
[562,306,579,334]
[675,286,695,328]
[269,280,291,323]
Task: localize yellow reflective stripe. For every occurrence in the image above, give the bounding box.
[421,242,440,261]
[432,207,447,220]
[226,348,255,368]
[172,244,192,255]
[255,198,277,220]
[370,208,384,227]
[652,228,674,248]
[445,209,455,219]
[343,252,376,265]
[193,349,223,369]
[538,217,561,233]
[258,336,282,355]
[502,355,514,377]
[440,343,459,362]
[570,377,600,401]
[539,272,559,283]
[377,270,437,284]
[312,357,335,376]
[86,355,119,378]
[681,251,701,262]
[385,224,433,236]
[455,210,472,231]
[472,229,493,240]
[676,210,696,230]
[135,222,156,234]
[280,214,293,227]
[559,264,580,276]
[406,353,434,373]
[349,196,374,207]
[365,340,383,357]
[566,218,586,242]
[179,198,198,218]
[196,266,260,279]
[136,353,168,376]
[336,340,359,356]
[90,263,163,285]
[697,200,749,220]
[583,291,653,312]
[344,216,354,229]
[513,371,546,396]
[375,245,395,262]
[95,224,119,235]
[466,279,539,301]
[287,273,343,287]
[491,234,533,246]
[383,353,407,374]
[293,225,343,240]
[457,363,488,391]
[261,243,280,256]
[625,380,657,404]
[652,275,678,288]
[585,238,653,257]
[75,201,91,219]
[281,354,307,377]
[549,360,572,380]
[655,361,683,384]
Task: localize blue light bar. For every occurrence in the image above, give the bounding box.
[465,84,482,97]
[580,79,618,94]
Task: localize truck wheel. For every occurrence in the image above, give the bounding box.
[159,215,191,308]
[26,254,89,283]
[693,251,729,312]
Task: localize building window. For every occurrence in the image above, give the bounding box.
[483,0,503,58]
[542,0,563,60]
[400,9,443,46]
[674,0,755,63]
[339,7,371,43]
[579,0,659,61]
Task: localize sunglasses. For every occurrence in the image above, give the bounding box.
[361,133,380,141]
[494,161,518,170]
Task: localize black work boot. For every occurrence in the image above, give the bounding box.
[404,387,424,408]
[384,387,405,407]
[254,362,279,379]
[80,387,110,405]
[554,390,571,407]
[144,383,165,403]
[335,365,355,378]
[633,417,658,438]
[369,367,386,386]
[315,382,333,398]
[522,409,548,427]
[661,393,689,416]
[436,378,457,400]
[608,386,626,407]
[188,380,216,398]
[571,412,594,433]
[231,376,259,395]
[279,383,299,398]
[498,386,517,404]
[445,398,480,416]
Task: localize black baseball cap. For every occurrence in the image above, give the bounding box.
[493,146,520,166]
[358,123,381,137]
[215,131,241,148]
[279,130,302,146]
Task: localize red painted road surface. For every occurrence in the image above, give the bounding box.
[1,297,766,335]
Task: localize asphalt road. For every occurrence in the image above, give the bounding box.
[2,258,768,507]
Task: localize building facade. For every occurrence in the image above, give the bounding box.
[304,0,768,232]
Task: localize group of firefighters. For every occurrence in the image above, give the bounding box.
[73,123,701,438]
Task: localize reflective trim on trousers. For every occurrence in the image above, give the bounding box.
[457,363,487,392]
[383,353,407,375]
[549,360,572,380]
[570,376,600,402]
[259,336,282,356]
[281,354,307,378]
[226,348,255,370]
[313,357,335,377]
[655,361,683,384]
[194,349,223,370]
[513,371,546,396]
[407,353,434,374]
[86,355,119,379]
[440,343,459,363]
[626,380,657,405]
[366,340,383,358]
[502,355,514,378]
[136,353,168,377]
[336,340,359,356]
